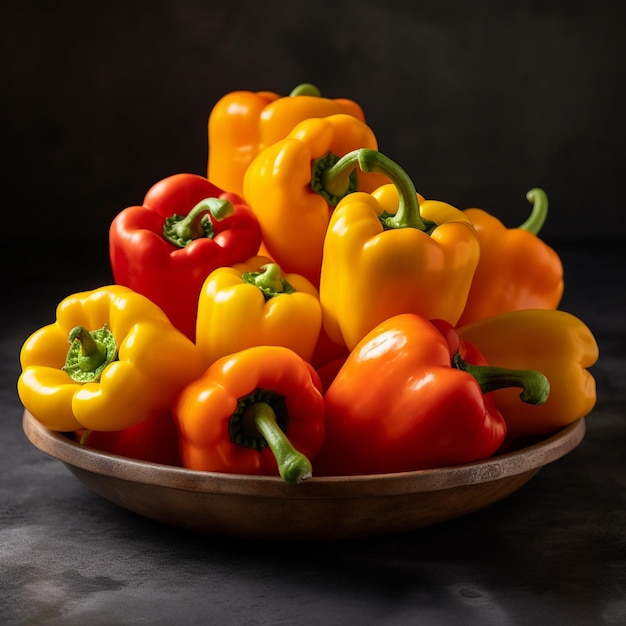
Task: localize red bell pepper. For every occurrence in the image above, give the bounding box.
[74,410,182,466]
[109,173,262,341]
[314,313,549,476]
[315,357,347,394]
[431,316,550,439]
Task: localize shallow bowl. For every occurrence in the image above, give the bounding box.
[22,410,585,540]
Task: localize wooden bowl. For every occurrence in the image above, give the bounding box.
[22,410,585,540]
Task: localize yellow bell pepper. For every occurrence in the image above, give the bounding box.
[18,285,205,432]
[207,83,367,197]
[243,113,389,287]
[457,309,599,438]
[457,188,564,326]
[319,149,480,351]
[196,255,322,367]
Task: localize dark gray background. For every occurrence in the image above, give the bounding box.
[2,0,624,263]
[2,4,625,623]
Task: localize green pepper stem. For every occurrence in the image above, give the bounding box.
[173,197,233,239]
[322,148,434,232]
[63,324,118,383]
[253,263,284,292]
[68,326,108,372]
[310,152,358,206]
[518,188,548,235]
[245,402,313,484]
[317,150,360,202]
[289,83,321,97]
[163,197,234,247]
[242,263,295,299]
[357,149,429,230]
[453,353,550,405]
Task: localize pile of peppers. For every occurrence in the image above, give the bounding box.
[18,83,599,483]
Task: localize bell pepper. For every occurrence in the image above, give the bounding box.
[207,83,367,197]
[195,255,322,367]
[242,113,389,287]
[457,309,599,438]
[173,345,326,483]
[314,357,347,394]
[309,325,351,371]
[314,313,548,476]
[319,149,480,351]
[109,172,262,341]
[457,188,564,326]
[74,409,182,466]
[18,285,205,432]
[431,317,549,400]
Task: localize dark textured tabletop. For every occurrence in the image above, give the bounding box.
[1,242,624,626]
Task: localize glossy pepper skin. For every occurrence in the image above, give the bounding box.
[314,313,517,476]
[207,83,366,197]
[173,346,326,483]
[18,285,205,432]
[457,188,564,326]
[109,173,262,341]
[458,309,599,438]
[319,149,480,351]
[74,409,182,466]
[196,255,322,367]
[243,114,389,287]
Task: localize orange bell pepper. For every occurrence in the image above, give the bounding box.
[458,188,564,326]
[173,345,325,483]
[314,314,548,476]
[207,83,366,197]
[242,114,389,287]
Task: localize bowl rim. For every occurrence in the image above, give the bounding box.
[22,409,586,499]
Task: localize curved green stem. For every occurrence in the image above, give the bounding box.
[163,197,234,248]
[245,402,313,483]
[357,149,432,231]
[63,324,117,383]
[318,148,435,232]
[518,188,548,235]
[453,353,550,405]
[289,83,321,97]
[242,263,295,300]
